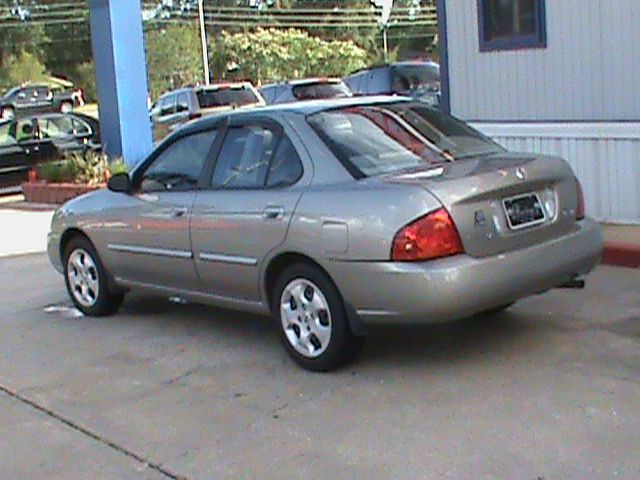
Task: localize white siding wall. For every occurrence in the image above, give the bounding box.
[474,123,640,224]
[447,0,640,122]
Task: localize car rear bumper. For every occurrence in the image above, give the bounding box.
[328,219,603,324]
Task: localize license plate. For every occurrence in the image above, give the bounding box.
[502,193,546,230]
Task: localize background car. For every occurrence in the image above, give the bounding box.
[48,97,602,371]
[0,83,84,120]
[259,78,352,105]
[150,82,265,142]
[0,112,100,193]
[344,61,441,107]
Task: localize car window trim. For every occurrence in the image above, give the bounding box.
[204,117,287,191]
[131,123,223,192]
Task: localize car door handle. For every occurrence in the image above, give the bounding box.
[173,207,189,217]
[262,206,284,220]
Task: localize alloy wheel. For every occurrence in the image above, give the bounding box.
[280,278,332,358]
[66,248,100,308]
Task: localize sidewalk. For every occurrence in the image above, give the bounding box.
[0,196,55,258]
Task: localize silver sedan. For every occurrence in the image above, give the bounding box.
[47,97,603,371]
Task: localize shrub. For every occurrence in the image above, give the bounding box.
[36,151,128,185]
[36,160,75,183]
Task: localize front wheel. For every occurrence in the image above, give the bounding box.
[273,263,364,372]
[64,236,124,316]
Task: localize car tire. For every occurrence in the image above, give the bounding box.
[272,263,364,372]
[60,101,73,113]
[63,236,124,316]
[1,106,15,120]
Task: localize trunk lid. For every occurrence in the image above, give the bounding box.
[382,153,581,258]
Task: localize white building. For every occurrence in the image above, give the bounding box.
[437,0,640,224]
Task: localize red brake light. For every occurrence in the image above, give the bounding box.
[391,208,464,262]
[189,112,202,121]
[575,178,585,220]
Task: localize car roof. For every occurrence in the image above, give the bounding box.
[158,82,255,98]
[180,95,411,133]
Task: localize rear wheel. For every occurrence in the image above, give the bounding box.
[273,263,363,372]
[64,236,124,316]
[1,106,15,120]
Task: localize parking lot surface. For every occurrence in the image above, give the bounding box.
[0,254,639,479]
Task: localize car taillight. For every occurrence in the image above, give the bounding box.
[391,208,464,262]
[189,112,202,120]
[575,178,585,220]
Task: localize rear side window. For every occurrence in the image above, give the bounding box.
[211,125,278,188]
[391,64,440,94]
[266,136,303,188]
[39,116,75,138]
[176,92,189,113]
[292,82,352,100]
[140,130,216,192]
[159,95,176,116]
[197,87,260,108]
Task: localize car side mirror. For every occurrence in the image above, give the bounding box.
[107,172,132,193]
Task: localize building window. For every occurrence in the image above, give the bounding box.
[478,0,546,51]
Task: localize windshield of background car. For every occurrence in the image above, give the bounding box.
[391,64,440,94]
[2,88,19,98]
[307,102,505,177]
[197,87,260,108]
[39,116,81,139]
[0,122,18,146]
[292,82,352,100]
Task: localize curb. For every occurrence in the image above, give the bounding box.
[602,242,640,268]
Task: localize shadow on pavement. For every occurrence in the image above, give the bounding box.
[110,293,541,371]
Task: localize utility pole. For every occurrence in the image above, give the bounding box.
[198,0,211,85]
[370,0,393,61]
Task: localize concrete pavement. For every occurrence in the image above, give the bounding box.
[0,194,54,258]
[0,253,639,479]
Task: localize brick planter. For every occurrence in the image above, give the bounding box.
[21,181,104,205]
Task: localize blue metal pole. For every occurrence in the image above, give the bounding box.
[88,0,153,167]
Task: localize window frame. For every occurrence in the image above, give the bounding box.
[205,117,303,191]
[131,124,222,193]
[477,0,547,52]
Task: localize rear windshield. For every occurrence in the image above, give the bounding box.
[292,82,352,100]
[197,87,260,108]
[307,102,504,178]
[391,64,440,94]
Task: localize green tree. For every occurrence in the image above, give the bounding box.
[0,50,50,93]
[213,28,367,84]
[145,24,203,99]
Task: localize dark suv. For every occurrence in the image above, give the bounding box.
[150,82,265,142]
[344,61,441,107]
[259,78,352,105]
[0,84,83,120]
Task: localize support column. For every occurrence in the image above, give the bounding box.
[88,0,152,166]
